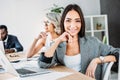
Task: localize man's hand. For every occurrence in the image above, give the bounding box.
[5,49,15,54]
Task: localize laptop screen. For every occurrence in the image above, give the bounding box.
[0,50,52,78]
[0,50,19,77]
[0,41,5,53]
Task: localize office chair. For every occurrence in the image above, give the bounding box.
[102,62,114,80]
[101,36,114,80]
[118,53,120,80]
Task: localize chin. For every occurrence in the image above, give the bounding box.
[70,33,78,36]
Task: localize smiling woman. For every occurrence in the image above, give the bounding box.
[38,4,120,80]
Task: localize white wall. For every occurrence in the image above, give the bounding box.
[0,0,100,51]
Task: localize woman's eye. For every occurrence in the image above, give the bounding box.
[65,20,70,22]
[76,20,81,22]
[44,23,48,26]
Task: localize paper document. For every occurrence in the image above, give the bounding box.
[11,60,38,69]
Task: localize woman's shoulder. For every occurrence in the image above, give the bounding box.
[86,36,99,41]
[80,36,101,44]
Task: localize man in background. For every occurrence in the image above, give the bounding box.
[0,25,23,54]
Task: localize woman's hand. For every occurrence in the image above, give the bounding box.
[37,32,47,39]
[35,32,47,42]
[85,58,98,79]
[58,32,73,43]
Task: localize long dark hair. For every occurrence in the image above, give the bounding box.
[60,4,85,37]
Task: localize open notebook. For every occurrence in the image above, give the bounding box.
[0,49,52,78]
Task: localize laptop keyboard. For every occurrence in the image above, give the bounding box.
[16,68,53,77]
[14,59,53,77]
[16,68,36,75]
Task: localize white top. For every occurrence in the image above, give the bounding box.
[40,35,53,52]
[64,54,81,72]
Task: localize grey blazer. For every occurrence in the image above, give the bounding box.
[38,36,119,80]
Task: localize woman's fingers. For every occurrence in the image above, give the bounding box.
[58,32,73,43]
[64,32,73,43]
[85,69,95,78]
[67,33,73,43]
[37,32,47,39]
[58,32,68,42]
[85,59,98,79]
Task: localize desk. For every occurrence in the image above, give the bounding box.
[0,73,18,80]
[50,66,95,80]
[0,53,95,80]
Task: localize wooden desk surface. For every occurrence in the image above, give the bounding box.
[50,66,95,80]
[0,73,19,80]
[2,52,95,80]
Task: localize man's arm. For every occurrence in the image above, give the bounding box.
[13,36,23,52]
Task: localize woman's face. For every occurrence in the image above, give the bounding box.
[43,17,54,33]
[64,10,81,36]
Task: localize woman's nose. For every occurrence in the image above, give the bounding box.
[70,22,76,29]
[45,23,47,26]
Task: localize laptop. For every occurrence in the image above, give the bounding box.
[0,62,6,73]
[0,41,5,53]
[0,49,52,78]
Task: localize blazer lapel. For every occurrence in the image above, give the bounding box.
[80,37,89,73]
[56,42,66,65]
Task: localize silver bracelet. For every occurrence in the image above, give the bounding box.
[99,56,104,63]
